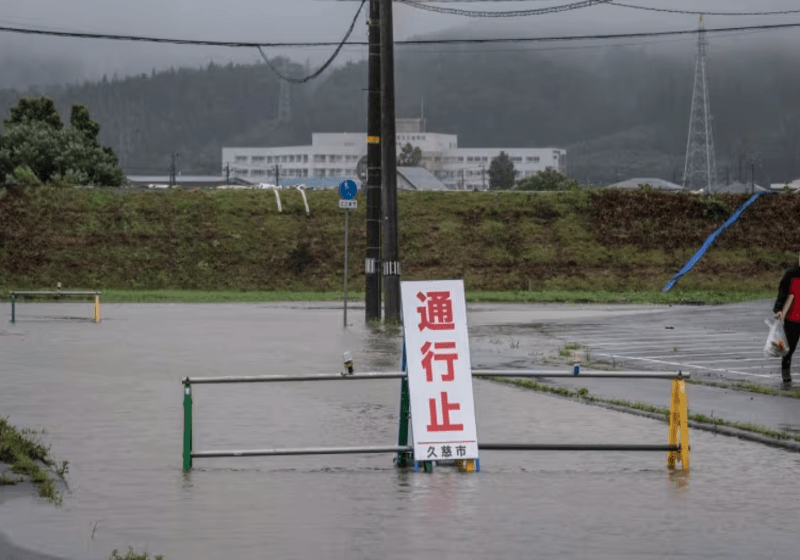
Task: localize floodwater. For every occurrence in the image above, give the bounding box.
[1,302,799,560]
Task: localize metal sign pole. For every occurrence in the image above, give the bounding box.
[338,179,358,328]
[344,208,349,327]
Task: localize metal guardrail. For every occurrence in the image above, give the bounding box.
[10,290,101,323]
[183,369,690,384]
[192,443,681,460]
[182,367,691,472]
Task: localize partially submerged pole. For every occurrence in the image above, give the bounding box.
[183,381,193,471]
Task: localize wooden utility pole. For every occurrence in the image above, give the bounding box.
[365,0,382,323]
[380,0,400,322]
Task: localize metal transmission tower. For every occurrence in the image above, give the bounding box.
[275,73,292,126]
[683,15,717,192]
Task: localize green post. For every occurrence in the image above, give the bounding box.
[396,343,412,467]
[11,294,15,324]
[183,381,193,471]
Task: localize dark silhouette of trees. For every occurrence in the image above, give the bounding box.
[0,96,126,186]
[488,152,515,190]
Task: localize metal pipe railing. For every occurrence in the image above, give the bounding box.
[183,370,689,385]
[181,368,691,471]
[192,443,681,459]
[10,290,101,323]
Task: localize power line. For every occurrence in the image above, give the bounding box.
[397,22,800,44]
[396,0,612,18]
[608,2,800,17]
[257,0,366,83]
[2,21,800,48]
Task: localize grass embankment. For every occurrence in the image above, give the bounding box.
[0,417,67,504]
[0,187,798,297]
[88,288,770,304]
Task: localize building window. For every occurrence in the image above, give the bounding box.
[252,169,265,176]
[303,155,308,163]
[252,156,265,163]
[234,156,247,163]
[314,154,325,163]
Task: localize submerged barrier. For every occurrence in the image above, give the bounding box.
[10,290,100,323]
[181,365,690,473]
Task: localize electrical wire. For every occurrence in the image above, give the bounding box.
[608,2,800,17]
[396,0,612,18]
[2,21,800,48]
[257,0,365,82]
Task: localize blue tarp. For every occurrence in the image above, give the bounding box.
[662,191,774,293]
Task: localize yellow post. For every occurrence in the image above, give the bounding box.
[455,459,476,473]
[93,295,100,323]
[667,379,690,470]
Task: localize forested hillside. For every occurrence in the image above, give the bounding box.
[0,45,798,184]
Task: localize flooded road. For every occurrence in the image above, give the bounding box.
[1,302,799,559]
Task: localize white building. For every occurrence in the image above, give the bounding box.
[222,119,566,190]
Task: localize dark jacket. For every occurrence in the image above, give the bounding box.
[774,264,800,317]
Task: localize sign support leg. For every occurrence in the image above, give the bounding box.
[396,342,412,467]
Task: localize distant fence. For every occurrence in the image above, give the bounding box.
[10,290,100,323]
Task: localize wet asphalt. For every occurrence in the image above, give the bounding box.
[484,299,800,441]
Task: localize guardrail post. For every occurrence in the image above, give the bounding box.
[11,294,15,324]
[183,380,193,471]
[396,343,413,467]
[667,377,690,471]
[93,295,100,323]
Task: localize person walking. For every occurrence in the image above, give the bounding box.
[773,256,800,387]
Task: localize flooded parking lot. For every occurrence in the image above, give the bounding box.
[1,302,799,559]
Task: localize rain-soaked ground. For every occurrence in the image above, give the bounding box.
[1,301,799,560]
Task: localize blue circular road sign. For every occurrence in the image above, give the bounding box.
[338,179,358,200]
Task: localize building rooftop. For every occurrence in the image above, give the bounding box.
[397,167,450,191]
[605,178,685,191]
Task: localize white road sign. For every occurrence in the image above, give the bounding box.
[401,279,479,461]
[339,200,357,209]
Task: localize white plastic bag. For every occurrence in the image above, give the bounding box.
[764,318,790,358]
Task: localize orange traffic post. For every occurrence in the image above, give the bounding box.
[667,378,690,471]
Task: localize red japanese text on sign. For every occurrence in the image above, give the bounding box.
[416,291,456,331]
[427,391,464,432]
[420,341,458,382]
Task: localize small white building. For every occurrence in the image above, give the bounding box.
[222,119,566,191]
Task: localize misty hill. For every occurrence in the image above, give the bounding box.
[0,45,798,184]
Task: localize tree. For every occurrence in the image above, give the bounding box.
[0,97,126,187]
[397,142,422,167]
[516,168,579,191]
[488,151,515,190]
[70,104,101,145]
[4,97,63,130]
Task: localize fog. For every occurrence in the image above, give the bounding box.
[2,0,799,90]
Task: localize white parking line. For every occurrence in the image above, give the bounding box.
[594,352,775,379]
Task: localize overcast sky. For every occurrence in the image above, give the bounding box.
[1,1,798,89]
